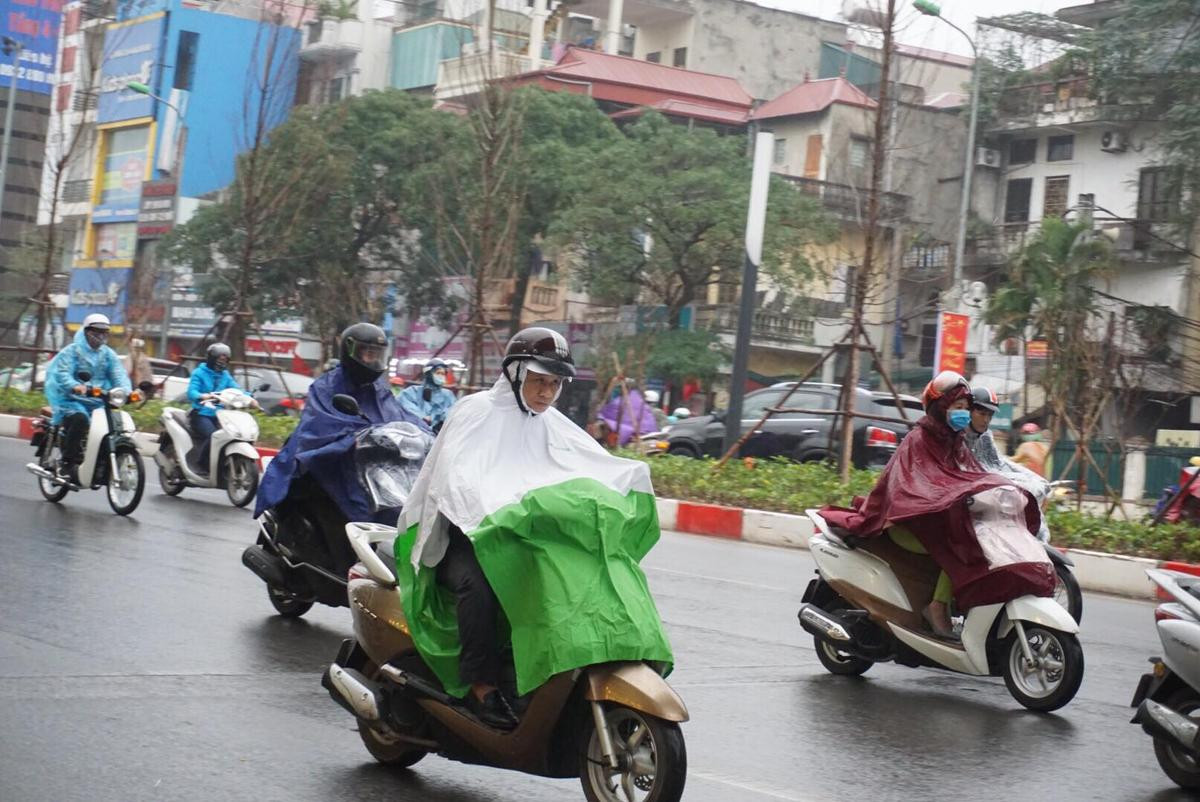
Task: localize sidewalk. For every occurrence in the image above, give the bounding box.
[0,412,1168,599]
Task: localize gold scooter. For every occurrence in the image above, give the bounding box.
[322,522,689,802]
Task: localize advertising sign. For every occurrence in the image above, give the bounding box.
[97,16,163,123]
[95,223,137,260]
[65,268,133,325]
[1026,339,1049,359]
[94,125,149,222]
[0,0,59,95]
[137,179,176,238]
[933,311,970,375]
[117,0,170,22]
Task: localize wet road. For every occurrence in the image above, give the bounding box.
[0,436,1188,801]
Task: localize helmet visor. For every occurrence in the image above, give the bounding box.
[346,339,387,372]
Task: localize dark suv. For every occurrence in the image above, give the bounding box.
[661,383,923,469]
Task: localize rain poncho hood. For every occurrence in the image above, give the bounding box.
[599,388,659,446]
[44,328,130,423]
[396,377,673,697]
[255,366,428,522]
[821,413,1054,608]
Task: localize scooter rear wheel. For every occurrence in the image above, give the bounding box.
[267,585,313,618]
[1153,688,1200,789]
[580,705,686,802]
[1053,564,1083,625]
[357,721,426,767]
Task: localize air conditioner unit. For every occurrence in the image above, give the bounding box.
[975,147,1002,168]
[1100,129,1129,153]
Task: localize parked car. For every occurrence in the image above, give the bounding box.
[172,368,313,416]
[659,382,923,469]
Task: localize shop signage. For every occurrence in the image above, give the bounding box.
[137,180,177,238]
[933,311,969,375]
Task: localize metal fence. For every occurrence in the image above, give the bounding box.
[1049,440,1124,497]
[1144,446,1198,501]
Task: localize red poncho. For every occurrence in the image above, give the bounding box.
[821,414,1054,608]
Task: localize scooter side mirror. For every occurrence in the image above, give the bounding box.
[137,380,155,395]
[256,382,271,393]
[332,393,362,417]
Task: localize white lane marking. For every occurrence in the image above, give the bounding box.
[691,770,821,801]
[645,565,791,593]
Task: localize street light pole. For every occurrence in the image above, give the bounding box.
[914,1,979,310]
[0,37,24,231]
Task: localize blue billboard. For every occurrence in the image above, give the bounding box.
[0,0,60,95]
[117,0,170,22]
[66,268,134,326]
[97,15,164,123]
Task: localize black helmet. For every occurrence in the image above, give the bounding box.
[423,357,447,375]
[501,326,574,413]
[340,322,388,386]
[970,385,999,413]
[501,326,576,378]
[206,343,231,370]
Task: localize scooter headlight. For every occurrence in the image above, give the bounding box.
[108,387,129,407]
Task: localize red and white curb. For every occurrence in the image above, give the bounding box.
[0,411,1174,598]
[0,413,279,470]
[658,497,1165,600]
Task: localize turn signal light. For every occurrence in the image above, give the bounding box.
[90,387,102,397]
[129,391,142,403]
[1156,605,1184,622]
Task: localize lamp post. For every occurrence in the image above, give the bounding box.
[914,0,980,311]
[126,81,185,356]
[0,36,24,227]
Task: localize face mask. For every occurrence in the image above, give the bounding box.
[947,409,971,432]
[432,372,446,387]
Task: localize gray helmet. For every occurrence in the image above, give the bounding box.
[206,343,231,370]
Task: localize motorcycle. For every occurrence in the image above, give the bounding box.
[798,490,1085,712]
[26,371,147,516]
[154,386,266,507]
[241,393,433,618]
[321,520,689,802]
[1131,568,1200,790]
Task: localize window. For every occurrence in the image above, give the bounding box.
[1009,138,1036,165]
[307,21,322,45]
[740,389,786,420]
[1043,175,1070,218]
[61,46,76,74]
[646,51,661,63]
[1004,178,1032,223]
[64,8,80,35]
[328,77,346,103]
[773,138,786,166]
[1047,134,1074,162]
[56,84,71,113]
[919,321,938,367]
[673,47,687,67]
[173,32,199,92]
[849,137,870,169]
[1138,167,1177,223]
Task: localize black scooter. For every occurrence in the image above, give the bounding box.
[241,393,433,618]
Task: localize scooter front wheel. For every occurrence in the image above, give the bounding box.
[1153,688,1200,789]
[224,453,259,508]
[580,704,686,802]
[107,445,145,516]
[1002,625,1084,712]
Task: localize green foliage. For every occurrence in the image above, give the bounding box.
[551,113,835,327]
[1079,0,1200,227]
[1047,507,1200,563]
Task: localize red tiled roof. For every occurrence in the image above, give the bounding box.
[543,47,753,108]
[894,43,974,69]
[752,77,876,121]
[610,98,751,125]
[924,91,968,109]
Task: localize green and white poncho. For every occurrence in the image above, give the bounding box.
[396,377,673,697]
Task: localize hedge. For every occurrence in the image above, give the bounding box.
[3,388,1195,562]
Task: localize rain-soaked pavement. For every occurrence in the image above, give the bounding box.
[0,435,1190,801]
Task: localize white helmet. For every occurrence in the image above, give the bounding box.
[81,313,111,332]
[673,407,691,419]
[644,390,660,405]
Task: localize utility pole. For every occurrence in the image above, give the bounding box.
[722,131,775,456]
[838,0,895,483]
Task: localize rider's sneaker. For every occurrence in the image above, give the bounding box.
[57,461,79,485]
[466,690,519,731]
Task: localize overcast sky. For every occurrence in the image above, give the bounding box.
[766,1,1089,57]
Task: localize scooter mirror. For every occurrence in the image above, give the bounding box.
[137,380,155,394]
[332,393,362,417]
[256,382,271,393]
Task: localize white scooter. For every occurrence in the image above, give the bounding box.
[154,386,263,507]
[799,487,1084,712]
[27,372,146,516]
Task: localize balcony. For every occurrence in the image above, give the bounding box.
[782,176,909,222]
[61,180,92,204]
[692,304,817,347]
[967,218,1188,267]
[436,49,552,100]
[559,0,693,28]
[990,79,1157,133]
[300,19,363,62]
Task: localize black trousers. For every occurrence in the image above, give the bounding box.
[188,410,219,469]
[60,412,90,465]
[436,526,501,687]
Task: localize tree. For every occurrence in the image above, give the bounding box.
[1080,0,1200,225]
[551,113,834,329]
[985,217,1121,505]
